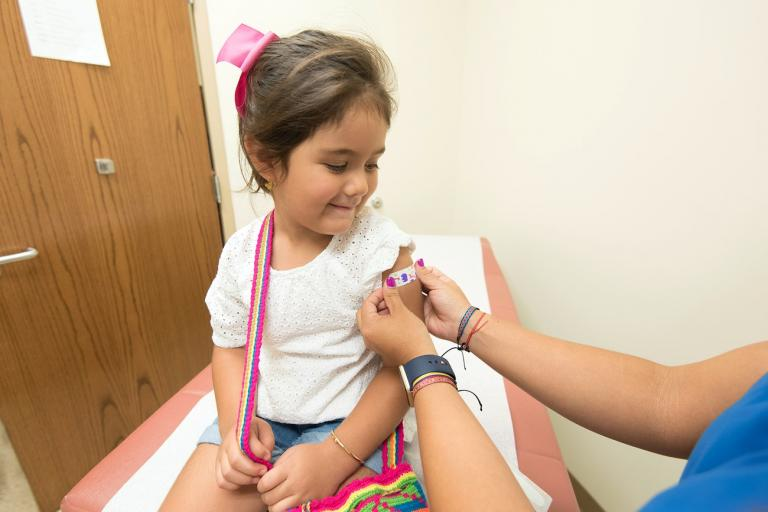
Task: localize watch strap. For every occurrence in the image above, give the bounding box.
[402,354,456,389]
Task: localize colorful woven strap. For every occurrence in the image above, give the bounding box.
[383,423,405,470]
[235,211,275,468]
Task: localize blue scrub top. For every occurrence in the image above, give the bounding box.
[641,372,768,510]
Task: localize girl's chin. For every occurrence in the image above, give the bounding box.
[319,211,356,234]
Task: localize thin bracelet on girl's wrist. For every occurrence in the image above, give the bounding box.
[329,430,364,465]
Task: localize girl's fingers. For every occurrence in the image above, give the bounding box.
[248,437,272,461]
[223,465,256,486]
[228,443,267,475]
[256,463,286,494]
[222,453,260,486]
[216,461,239,491]
[267,494,302,512]
[256,423,275,455]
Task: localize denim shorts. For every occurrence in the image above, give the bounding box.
[198,417,383,474]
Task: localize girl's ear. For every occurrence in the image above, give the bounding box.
[243,136,277,183]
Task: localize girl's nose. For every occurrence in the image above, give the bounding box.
[344,168,368,197]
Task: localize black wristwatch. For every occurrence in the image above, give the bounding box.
[399,354,456,407]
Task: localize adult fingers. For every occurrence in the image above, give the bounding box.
[358,289,384,334]
[415,264,449,293]
[423,296,434,320]
[381,278,406,313]
[360,288,384,320]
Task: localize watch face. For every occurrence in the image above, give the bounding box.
[399,365,410,387]
[399,365,414,407]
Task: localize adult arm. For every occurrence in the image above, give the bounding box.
[358,281,533,511]
[416,264,768,458]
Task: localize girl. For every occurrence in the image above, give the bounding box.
[161,25,423,512]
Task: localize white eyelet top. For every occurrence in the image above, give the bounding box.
[205,207,414,423]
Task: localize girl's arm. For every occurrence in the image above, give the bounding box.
[330,247,422,469]
[212,346,274,490]
[212,345,246,436]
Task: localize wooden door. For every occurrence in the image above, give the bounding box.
[0,2,222,510]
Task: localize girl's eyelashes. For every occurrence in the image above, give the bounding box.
[324,163,347,173]
[323,162,380,173]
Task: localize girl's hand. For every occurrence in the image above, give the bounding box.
[358,281,436,366]
[415,265,473,343]
[215,418,275,490]
[256,440,350,512]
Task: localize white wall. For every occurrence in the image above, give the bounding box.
[454,1,768,510]
[198,1,768,509]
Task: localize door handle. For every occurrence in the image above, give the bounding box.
[0,247,39,266]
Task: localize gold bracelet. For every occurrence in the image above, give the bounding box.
[329,430,364,465]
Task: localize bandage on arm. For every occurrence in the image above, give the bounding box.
[382,247,424,322]
[386,264,417,287]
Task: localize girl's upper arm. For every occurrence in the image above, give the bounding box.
[382,246,424,321]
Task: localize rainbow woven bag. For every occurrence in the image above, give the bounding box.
[236,211,428,511]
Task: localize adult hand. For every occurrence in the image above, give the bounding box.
[415,265,473,343]
[256,441,348,512]
[215,417,274,490]
[358,280,436,366]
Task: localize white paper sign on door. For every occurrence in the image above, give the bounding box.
[17,0,111,67]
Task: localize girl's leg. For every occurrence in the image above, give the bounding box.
[159,444,265,512]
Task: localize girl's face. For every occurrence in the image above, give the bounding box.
[271,103,387,238]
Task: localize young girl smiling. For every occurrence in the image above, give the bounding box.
[161,26,423,512]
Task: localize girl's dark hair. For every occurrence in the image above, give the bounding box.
[239,30,396,193]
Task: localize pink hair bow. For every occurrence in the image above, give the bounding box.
[216,24,279,117]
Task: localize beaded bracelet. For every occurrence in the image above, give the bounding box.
[329,430,364,465]
[412,375,457,399]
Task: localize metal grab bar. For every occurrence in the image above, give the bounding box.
[0,247,39,266]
